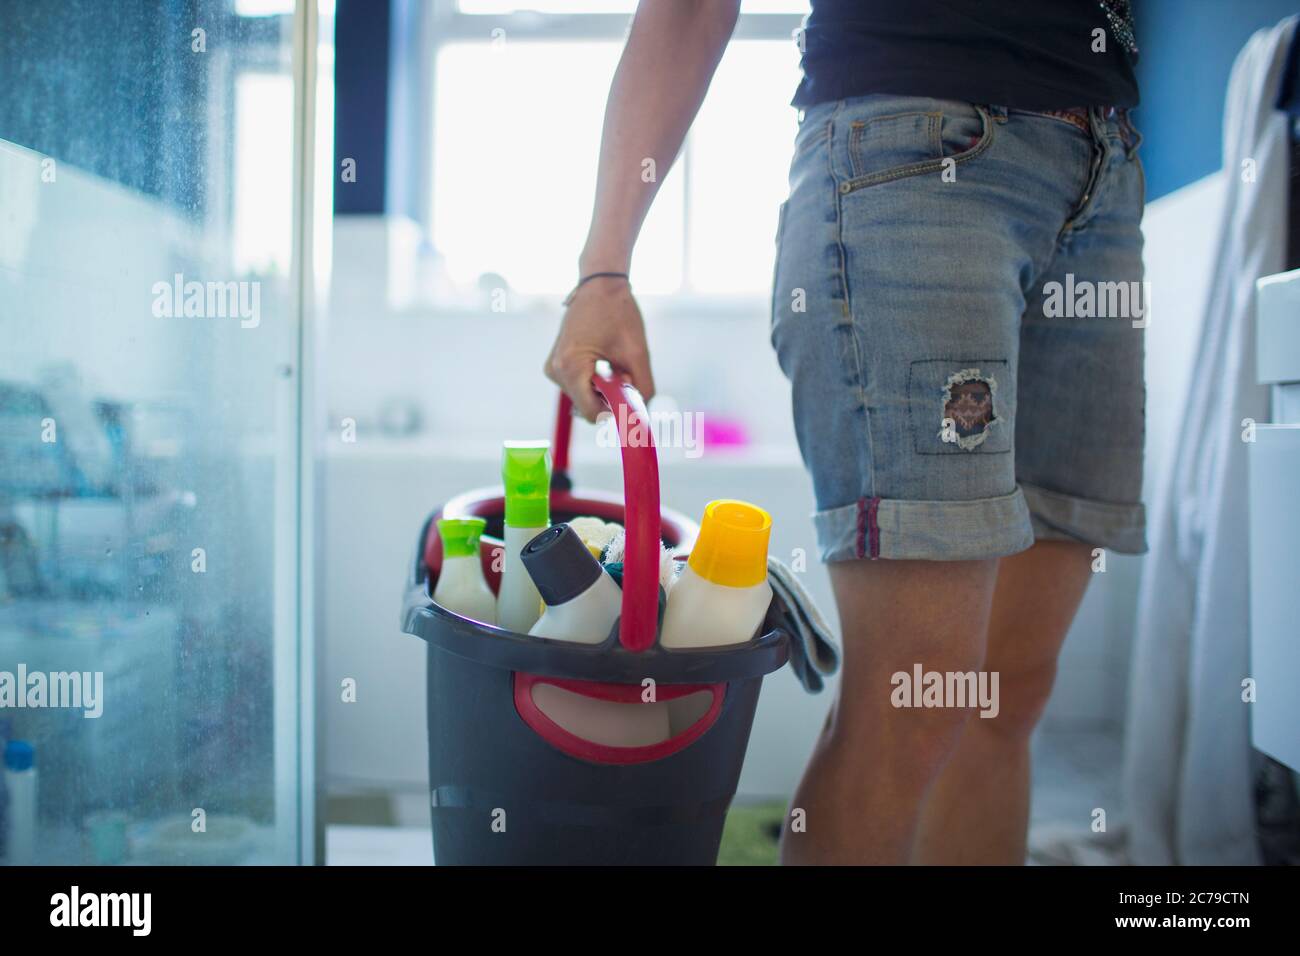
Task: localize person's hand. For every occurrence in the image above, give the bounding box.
[544,277,656,422]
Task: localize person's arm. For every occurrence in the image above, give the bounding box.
[545,0,741,421]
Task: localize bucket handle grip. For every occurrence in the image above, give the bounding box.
[554,376,660,653]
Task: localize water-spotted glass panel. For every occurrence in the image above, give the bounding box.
[0,0,317,864]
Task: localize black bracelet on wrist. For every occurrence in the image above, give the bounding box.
[563,271,630,305]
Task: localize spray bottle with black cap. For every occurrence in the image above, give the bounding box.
[522,523,671,747]
[522,523,623,643]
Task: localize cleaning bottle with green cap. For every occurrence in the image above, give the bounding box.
[432,517,496,625]
[498,440,551,633]
[660,499,773,648]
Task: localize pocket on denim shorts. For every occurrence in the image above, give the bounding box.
[843,100,993,192]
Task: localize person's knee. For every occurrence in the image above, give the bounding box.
[978,658,1058,740]
[902,709,976,781]
[826,700,975,791]
[824,555,999,788]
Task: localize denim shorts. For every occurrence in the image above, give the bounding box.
[770,95,1147,562]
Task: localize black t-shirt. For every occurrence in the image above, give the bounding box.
[792,0,1139,110]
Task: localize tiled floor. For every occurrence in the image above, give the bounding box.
[327,825,433,866]
[1027,727,1129,865]
[325,727,1126,865]
[1030,727,1124,827]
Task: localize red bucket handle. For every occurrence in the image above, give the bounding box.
[553,376,660,653]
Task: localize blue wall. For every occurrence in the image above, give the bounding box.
[333,0,391,214]
[1136,0,1299,201]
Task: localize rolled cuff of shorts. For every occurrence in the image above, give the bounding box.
[813,489,1035,562]
[1020,481,1147,554]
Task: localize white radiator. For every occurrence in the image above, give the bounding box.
[1249,270,1300,771]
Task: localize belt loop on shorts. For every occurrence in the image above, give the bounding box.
[1116,108,1142,158]
[985,104,1009,123]
[1086,106,1112,152]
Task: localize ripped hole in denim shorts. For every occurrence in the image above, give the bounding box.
[938,368,998,450]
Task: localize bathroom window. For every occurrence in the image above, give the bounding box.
[424,0,807,299]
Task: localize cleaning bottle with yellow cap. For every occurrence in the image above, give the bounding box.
[432,517,496,625]
[660,499,773,648]
[497,440,551,633]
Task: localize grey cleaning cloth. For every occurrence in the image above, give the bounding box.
[767,556,840,693]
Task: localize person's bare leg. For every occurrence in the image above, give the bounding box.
[913,540,1094,864]
[780,558,998,865]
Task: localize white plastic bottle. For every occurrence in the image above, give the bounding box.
[522,524,624,644]
[431,517,496,625]
[3,740,36,866]
[496,441,551,633]
[660,499,773,648]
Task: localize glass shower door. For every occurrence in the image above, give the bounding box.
[0,0,325,865]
